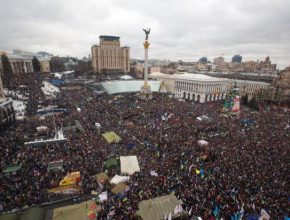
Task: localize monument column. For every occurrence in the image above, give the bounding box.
[140,28,152,100]
[144,41,149,86]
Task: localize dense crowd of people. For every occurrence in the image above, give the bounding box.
[0,74,289,219]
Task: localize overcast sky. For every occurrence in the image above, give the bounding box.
[0,0,289,68]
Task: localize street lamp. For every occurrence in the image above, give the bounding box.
[159,80,167,144]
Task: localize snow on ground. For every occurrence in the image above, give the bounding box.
[53,72,62,79]
[120,75,133,80]
[41,81,60,97]
[13,100,27,120]
[52,70,74,79]
[4,89,29,100]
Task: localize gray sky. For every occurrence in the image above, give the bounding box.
[0,0,289,68]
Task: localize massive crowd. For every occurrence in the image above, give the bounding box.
[0,74,289,219]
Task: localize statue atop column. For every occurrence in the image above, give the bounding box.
[139,28,152,100]
[143,28,150,41]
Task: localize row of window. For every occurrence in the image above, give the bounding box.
[175,81,223,93]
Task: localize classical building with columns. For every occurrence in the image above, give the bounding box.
[150,72,229,103]
[149,72,270,103]
[0,76,15,128]
[228,79,270,100]
[0,74,4,98]
[7,54,33,74]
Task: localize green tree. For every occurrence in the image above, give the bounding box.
[248,96,259,111]
[199,57,208,64]
[241,93,248,105]
[1,54,14,88]
[32,56,41,72]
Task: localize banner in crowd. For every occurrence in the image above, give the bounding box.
[221,87,240,114]
[47,160,63,172]
[232,96,240,112]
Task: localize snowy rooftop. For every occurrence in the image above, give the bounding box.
[101,80,161,95]
[150,72,228,82]
[7,54,32,61]
[0,98,12,108]
[41,81,60,97]
[170,72,229,82]
[234,79,270,86]
[119,75,133,80]
[149,72,168,78]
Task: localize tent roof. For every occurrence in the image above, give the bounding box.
[53,200,97,220]
[120,156,140,175]
[21,207,45,220]
[104,158,118,169]
[3,164,22,173]
[0,213,19,220]
[0,207,45,220]
[96,172,109,184]
[111,183,129,194]
[137,194,182,220]
[102,131,121,143]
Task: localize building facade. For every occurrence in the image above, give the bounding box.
[7,54,33,74]
[0,74,4,98]
[0,98,15,128]
[39,59,51,73]
[261,67,290,104]
[91,35,130,74]
[228,79,270,100]
[213,57,225,65]
[0,59,3,74]
[0,76,15,128]
[150,72,270,103]
[173,74,229,102]
[150,72,229,103]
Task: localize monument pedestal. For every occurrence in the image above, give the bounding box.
[139,83,152,100]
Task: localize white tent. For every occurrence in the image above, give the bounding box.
[120,156,140,175]
[198,140,209,147]
[110,175,130,184]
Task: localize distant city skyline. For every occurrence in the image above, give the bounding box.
[0,0,289,69]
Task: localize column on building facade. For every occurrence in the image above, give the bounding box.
[24,62,27,73]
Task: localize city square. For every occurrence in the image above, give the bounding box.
[1,0,290,219]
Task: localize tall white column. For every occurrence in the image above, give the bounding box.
[144,44,149,86]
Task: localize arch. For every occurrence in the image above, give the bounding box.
[216,93,220,100]
[217,93,221,100]
[197,95,201,102]
[205,94,208,102]
[188,93,191,100]
[183,92,186,99]
[192,93,196,102]
[213,94,216,101]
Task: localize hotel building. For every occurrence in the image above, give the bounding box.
[91,35,130,74]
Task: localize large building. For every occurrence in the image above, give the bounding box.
[91,35,130,74]
[228,79,270,100]
[7,54,33,74]
[39,58,51,73]
[150,72,229,103]
[261,67,290,104]
[149,72,270,103]
[0,74,4,98]
[0,76,15,128]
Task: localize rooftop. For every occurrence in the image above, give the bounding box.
[171,73,229,82]
[7,54,32,61]
[0,98,12,108]
[99,35,120,41]
[234,79,270,86]
[101,80,161,95]
[150,72,229,82]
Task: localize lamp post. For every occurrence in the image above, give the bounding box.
[159,80,167,144]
